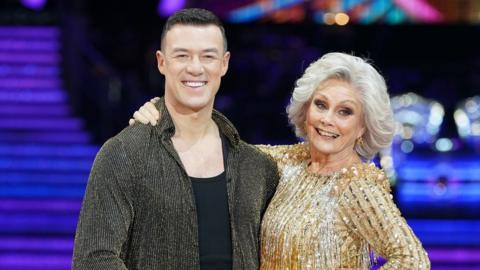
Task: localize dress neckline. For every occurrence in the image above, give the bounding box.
[302,160,367,177]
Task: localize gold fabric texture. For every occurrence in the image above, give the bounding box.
[257,143,430,270]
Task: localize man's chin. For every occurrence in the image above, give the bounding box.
[180,98,214,112]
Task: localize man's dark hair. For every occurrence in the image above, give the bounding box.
[161,8,227,52]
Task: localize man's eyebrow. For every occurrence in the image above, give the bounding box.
[171,48,189,53]
[203,48,220,53]
[170,48,221,54]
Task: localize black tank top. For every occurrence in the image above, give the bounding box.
[190,135,232,270]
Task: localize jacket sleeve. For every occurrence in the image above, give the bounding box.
[338,177,430,269]
[72,138,135,270]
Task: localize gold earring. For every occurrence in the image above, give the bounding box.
[356,137,364,147]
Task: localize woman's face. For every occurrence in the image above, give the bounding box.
[305,78,365,159]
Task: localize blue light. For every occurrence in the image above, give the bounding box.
[435,138,453,152]
[400,140,414,153]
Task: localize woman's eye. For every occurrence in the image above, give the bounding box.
[314,100,327,109]
[339,108,353,116]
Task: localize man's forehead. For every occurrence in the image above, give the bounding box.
[166,24,223,38]
[164,24,224,50]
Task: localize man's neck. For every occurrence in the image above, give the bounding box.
[165,100,218,141]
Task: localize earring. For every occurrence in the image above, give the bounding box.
[356,137,365,147]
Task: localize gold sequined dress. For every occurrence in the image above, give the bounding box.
[257,143,430,270]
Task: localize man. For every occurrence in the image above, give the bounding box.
[72,8,279,270]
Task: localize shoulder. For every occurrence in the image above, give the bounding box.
[255,142,309,164]
[109,123,158,153]
[238,140,273,161]
[334,163,391,197]
[94,124,158,167]
[113,123,155,144]
[237,141,278,170]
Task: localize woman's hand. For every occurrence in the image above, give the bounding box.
[128,97,161,126]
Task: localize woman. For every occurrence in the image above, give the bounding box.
[130,52,430,269]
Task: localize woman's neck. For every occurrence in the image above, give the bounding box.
[308,148,362,174]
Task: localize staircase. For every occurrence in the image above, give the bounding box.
[0,26,98,270]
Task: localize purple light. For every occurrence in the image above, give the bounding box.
[21,0,47,11]
[0,254,72,270]
[0,27,59,38]
[20,0,47,11]
[0,199,81,212]
[0,78,61,89]
[394,0,443,23]
[0,52,60,64]
[157,0,186,17]
[0,40,60,51]
[0,131,92,144]
[427,248,480,263]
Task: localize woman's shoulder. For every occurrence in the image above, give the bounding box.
[256,142,310,164]
[333,163,391,197]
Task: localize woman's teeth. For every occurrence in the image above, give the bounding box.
[315,128,339,138]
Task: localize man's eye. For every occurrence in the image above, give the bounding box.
[203,55,216,60]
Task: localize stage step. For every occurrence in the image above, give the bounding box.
[0,117,85,131]
[0,89,66,103]
[0,104,72,116]
[0,131,92,143]
[0,52,60,64]
[0,26,60,38]
[0,77,62,88]
[0,253,72,270]
[0,198,81,213]
[0,144,98,157]
[0,172,89,184]
[0,64,60,77]
[0,39,60,52]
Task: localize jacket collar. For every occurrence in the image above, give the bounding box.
[155,97,240,147]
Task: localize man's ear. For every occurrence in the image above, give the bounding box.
[156,50,166,75]
[221,51,230,76]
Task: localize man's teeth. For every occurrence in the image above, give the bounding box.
[184,81,206,87]
[316,128,339,138]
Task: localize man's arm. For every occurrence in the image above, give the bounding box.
[72,138,134,270]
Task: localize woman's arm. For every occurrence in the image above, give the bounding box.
[129,97,161,126]
[338,170,430,269]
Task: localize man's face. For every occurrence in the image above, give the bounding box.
[157,24,230,112]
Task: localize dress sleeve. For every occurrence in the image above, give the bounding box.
[337,172,430,269]
[72,138,134,270]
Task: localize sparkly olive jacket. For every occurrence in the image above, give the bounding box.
[72,99,279,270]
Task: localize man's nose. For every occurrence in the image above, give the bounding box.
[186,56,204,75]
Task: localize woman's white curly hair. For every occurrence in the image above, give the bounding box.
[286,52,395,160]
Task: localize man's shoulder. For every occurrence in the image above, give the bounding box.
[237,140,277,167]
[102,124,157,154]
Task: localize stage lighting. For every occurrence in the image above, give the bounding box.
[391,92,444,145]
[454,96,480,147]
